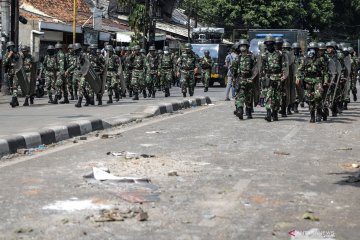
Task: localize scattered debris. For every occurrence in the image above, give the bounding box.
[136,119,142,123]
[168,171,178,176]
[146,131,161,134]
[85,167,150,183]
[83,167,110,178]
[101,134,109,139]
[73,140,78,144]
[140,144,155,147]
[352,164,359,169]
[15,228,33,234]
[101,133,122,139]
[335,147,352,151]
[61,219,70,224]
[91,208,148,222]
[17,148,29,155]
[43,199,112,212]
[117,190,159,203]
[273,150,290,156]
[107,151,155,159]
[346,171,360,183]
[203,214,216,220]
[79,136,87,141]
[302,211,320,221]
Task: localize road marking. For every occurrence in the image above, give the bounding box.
[0,103,222,169]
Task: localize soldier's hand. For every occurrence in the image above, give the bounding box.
[9,51,13,56]
[281,75,286,82]
[296,78,300,86]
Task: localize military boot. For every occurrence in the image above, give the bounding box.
[259,98,265,107]
[75,96,82,108]
[90,95,95,105]
[204,87,208,92]
[115,91,120,102]
[30,96,34,105]
[165,88,170,97]
[343,102,348,110]
[143,90,147,98]
[84,96,90,107]
[353,91,357,102]
[23,97,29,106]
[74,89,78,100]
[265,109,272,122]
[246,107,253,119]
[70,92,75,100]
[48,95,54,104]
[183,92,187,97]
[281,99,287,117]
[52,95,58,104]
[152,90,156,98]
[331,105,338,117]
[323,108,329,121]
[294,102,299,113]
[273,110,279,121]
[97,94,103,105]
[287,104,293,115]
[121,90,126,98]
[238,107,244,120]
[300,102,305,108]
[310,110,316,123]
[59,95,69,104]
[189,89,194,97]
[129,90,133,98]
[132,92,139,100]
[316,109,322,122]
[107,95,113,104]
[10,97,18,108]
[338,102,343,114]
[233,106,239,116]
[147,89,152,98]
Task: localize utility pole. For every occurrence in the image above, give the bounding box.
[143,0,149,50]
[148,0,156,47]
[194,0,198,28]
[1,0,11,94]
[73,0,77,44]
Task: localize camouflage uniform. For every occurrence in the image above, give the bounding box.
[292,43,305,112]
[130,45,146,100]
[146,46,160,98]
[159,49,174,97]
[318,42,331,121]
[172,49,180,86]
[123,47,133,97]
[200,50,213,92]
[55,43,68,103]
[349,47,358,102]
[88,44,105,105]
[66,44,76,100]
[177,43,197,97]
[3,42,20,107]
[21,47,35,106]
[104,45,121,103]
[297,42,327,123]
[233,39,256,120]
[42,45,58,104]
[261,36,288,122]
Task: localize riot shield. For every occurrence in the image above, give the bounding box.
[282,52,291,105]
[293,55,304,102]
[80,57,102,94]
[29,59,37,95]
[102,54,109,95]
[118,57,126,92]
[14,55,30,96]
[251,55,261,106]
[343,55,352,99]
[287,51,296,105]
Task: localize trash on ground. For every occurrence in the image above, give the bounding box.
[335,147,352,151]
[107,151,155,159]
[346,171,360,183]
[168,171,178,176]
[91,207,148,222]
[352,164,359,168]
[274,150,290,156]
[203,214,216,220]
[73,140,78,143]
[146,131,161,134]
[136,119,142,123]
[101,133,122,139]
[15,228,34,234]
[43,199,112,212]
[302,211,320,221]
[17,148,29,155]
[79,136,87,140]
[86,167,150,183]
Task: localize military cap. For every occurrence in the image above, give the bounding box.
[204,50,210,54]
[264,35,275,44]
[21,46,30,52]
[282,41,291,49]
[342,47,349,53]
[238,39,249,46]
[184,43,192,49]
[55,43,63,49]
[318,42,326,50]
[47,45,55,51]
[158,49,163,54]
[348,47,354,53]
[308,42,319,49]
[149,45,156,51]
[292,42,301,49]
[68,44,74,49]
[133,45,141,51]
[74,43,82,50]
[275,37,284,43]
[326,41,336,49]
[6,41,15,48]
[121,46,125,51]
[89,44,98,49]
[140,48,146,54]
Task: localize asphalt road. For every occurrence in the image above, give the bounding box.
[0,85,359,239]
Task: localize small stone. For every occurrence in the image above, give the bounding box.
[73,140,78,143]
[168,171,178,176]
[101,134,109,139]
[17,149,29,155]
[136,119,142,123]
[79,136,87,140]
[137,212,148,221]
[352,164,359,168]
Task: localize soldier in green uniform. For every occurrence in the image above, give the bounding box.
[326,41,341,117]
[20,46,35,106]
[88,44,105,105]
[200,50,213,92]
[145,46,159,98]
[296,42,327,123]
[177,43,197,97]
[140,48,147,57]
[131,45,146,100]
[123,47,133,98]
[159,47,174,97]
[3,41,20,107]
[104,45,121,103]
[41,45,58,104]
[261,35,288,122]
[55,43,68,104]
[66,44,76,100]
[233,39,256,120]
[348,47,358,102]
[318,42,330,121]
[171,48,180,87]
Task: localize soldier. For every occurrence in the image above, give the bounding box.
[3,41,20,107]
[66,44,76,100]
[88,44,105,105]
[349,47,358,102]
[140,48,147,57]
[177,43,197,97]
[282,41,296,115]
[123,47,133,98]
[341,47,351,110]
[41,45,58,104]
[20,46,35,106]
[296,42,327,123]
[55,43,68,104]
[159,46,174,97]
[292,42,305,112]
[326,41,341,117]
[171,48,180,87]
[200,50,213,92]
[318,42,330,121]
[261,35,288,122]
[233,39,256,120]
[145,46,160,98]
[131,45,146,100]
[104,45,121,103]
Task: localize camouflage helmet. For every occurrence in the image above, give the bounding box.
[308,42,319,49]
[264,35,275,44]
[292,42,301,49]
[342,47,349,53]
[125,46,130,51]
[74,43,82,51]
[282,41,291,49]
[68,44,74,49]
[318,42,326,50]
[47,45,55,51]
[105,45,113,51]
[204,50,210,55]
[21,45,30,52]
[133,45,141,51]
[96,49,101,54]
[348,47,354,53]
[238,39,249,46]
[184,43,192,50]
[6,41,15,48]
[275,37,284,44]
[115,46,121,53]
[55,43,63,49]
[163,46,169,51]
[89,44,98,49]
[326,41,336,49]
[149,45,156,51]
[140,48,146,54]
[158,49,163,54]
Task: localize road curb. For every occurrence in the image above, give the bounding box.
[0,96,212,157]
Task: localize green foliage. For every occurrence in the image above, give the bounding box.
[118,0,145,44]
